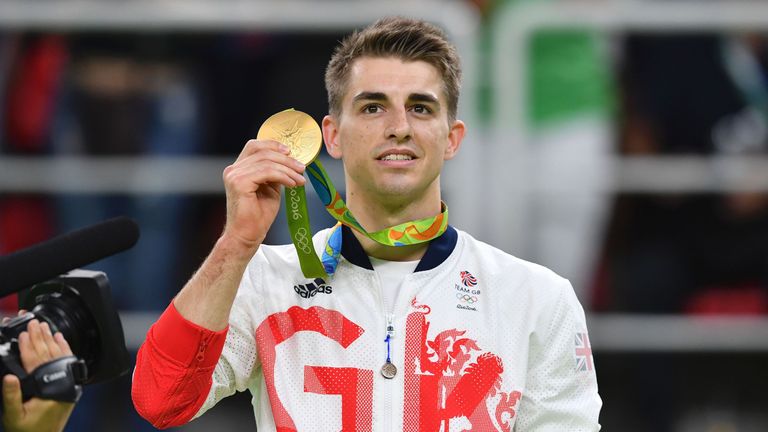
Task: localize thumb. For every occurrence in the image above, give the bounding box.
[2,374,23,423]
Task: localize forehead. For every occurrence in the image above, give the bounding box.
[343,57,445,102]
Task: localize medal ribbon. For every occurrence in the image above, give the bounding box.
[285,159,448,279]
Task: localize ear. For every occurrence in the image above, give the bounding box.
[443,119,466,160]
[322,115,343,160]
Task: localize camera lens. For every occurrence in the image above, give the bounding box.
[30,288,99,371]
[15,270,131,385]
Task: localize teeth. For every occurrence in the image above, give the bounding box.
[380,154,413,161]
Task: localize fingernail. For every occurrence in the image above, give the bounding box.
[279,144,289,153]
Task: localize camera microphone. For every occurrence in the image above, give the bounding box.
[0,216,140,297]
[0,216,139,398]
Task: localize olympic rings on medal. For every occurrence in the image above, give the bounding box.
[455,293,478,304]
[294,227,313,254]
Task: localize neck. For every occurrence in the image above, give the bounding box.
[354,231,430,261]
[346,190,442,262]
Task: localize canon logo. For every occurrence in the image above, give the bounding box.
[42,371,67,383]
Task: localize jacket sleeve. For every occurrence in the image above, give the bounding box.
[190,282,262,421]
[514,279,603,431]
[131,302,228,429]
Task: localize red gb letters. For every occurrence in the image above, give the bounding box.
[255,304,520,432]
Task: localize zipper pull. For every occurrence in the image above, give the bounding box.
[385,313,395,339]
[381,314,397,379]
[196,338,208,363]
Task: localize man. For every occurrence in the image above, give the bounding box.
[132,17,601,431]
[2,318,75,432]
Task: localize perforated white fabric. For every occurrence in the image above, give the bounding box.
[369,257,419,314]
[192,228,601,431]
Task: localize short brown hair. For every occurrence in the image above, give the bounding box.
[325,17,462,121]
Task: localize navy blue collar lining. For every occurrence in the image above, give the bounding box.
[340,224,458,272]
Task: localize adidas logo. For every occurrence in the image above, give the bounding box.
[293,278,333,298]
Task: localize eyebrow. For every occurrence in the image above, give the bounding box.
[408,93,439,105]
[352,91,440,106]
[352,91,387,103]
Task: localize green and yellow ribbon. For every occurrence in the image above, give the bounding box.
[285,159,448,279]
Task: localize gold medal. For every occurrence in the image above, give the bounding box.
[257,109,322,165]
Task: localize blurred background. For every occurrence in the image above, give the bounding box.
[2,0,768,431]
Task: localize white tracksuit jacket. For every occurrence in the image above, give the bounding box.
[194,225,602,431]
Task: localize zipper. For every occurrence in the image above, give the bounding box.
[383,313,396,374]
[385,313,396,341]
[373,273,395,432]
[159,333,211,427]
[383,313,394,432]
[196,337,208,363]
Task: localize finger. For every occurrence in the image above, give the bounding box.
[224,167,303,193]
[235,139,290,163]
[18,332,39,373]
[28,320,52,361]
[229,148,307,182]
[238,159,306,187]
[225,163,306,194]
[258,154,307,179]
[246,167,305,192]
[40,322,63,358]
[224,155,306,192]
[4,310,29,325]
[54,332,73,356]
[238,151,307,181]
[2,375,23,423]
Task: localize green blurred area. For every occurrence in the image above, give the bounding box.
[477,0,615,127]
[528,30,614,125]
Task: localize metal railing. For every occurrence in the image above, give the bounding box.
[490,0,768,255]
[0,0,481,204]
[486,0,768,351]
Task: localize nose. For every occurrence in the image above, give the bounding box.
[385,108,412,142]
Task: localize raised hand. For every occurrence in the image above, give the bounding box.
[222,139,306,250]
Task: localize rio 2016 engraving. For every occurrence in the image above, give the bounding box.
[289,188,302,220]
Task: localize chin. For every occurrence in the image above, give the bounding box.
[374,181,417,197]
[377,189,411,201]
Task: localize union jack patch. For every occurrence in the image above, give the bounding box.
[574,332,594,372]
[460,270,477,287]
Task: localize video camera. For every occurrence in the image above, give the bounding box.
[0,217,139,402]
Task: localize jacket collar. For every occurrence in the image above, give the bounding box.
[340,224,457,272]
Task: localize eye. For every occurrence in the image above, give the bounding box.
[363,104,382,114]
[411,104,433,114]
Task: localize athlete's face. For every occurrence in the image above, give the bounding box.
[322,57,465,205]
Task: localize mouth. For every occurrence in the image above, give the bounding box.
[376,149,417,161]
[379,154,414,161]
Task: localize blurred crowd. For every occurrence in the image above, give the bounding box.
[0,31,345,431]
[594,33,768,315]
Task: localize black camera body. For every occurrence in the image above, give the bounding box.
[0,269,130,402]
